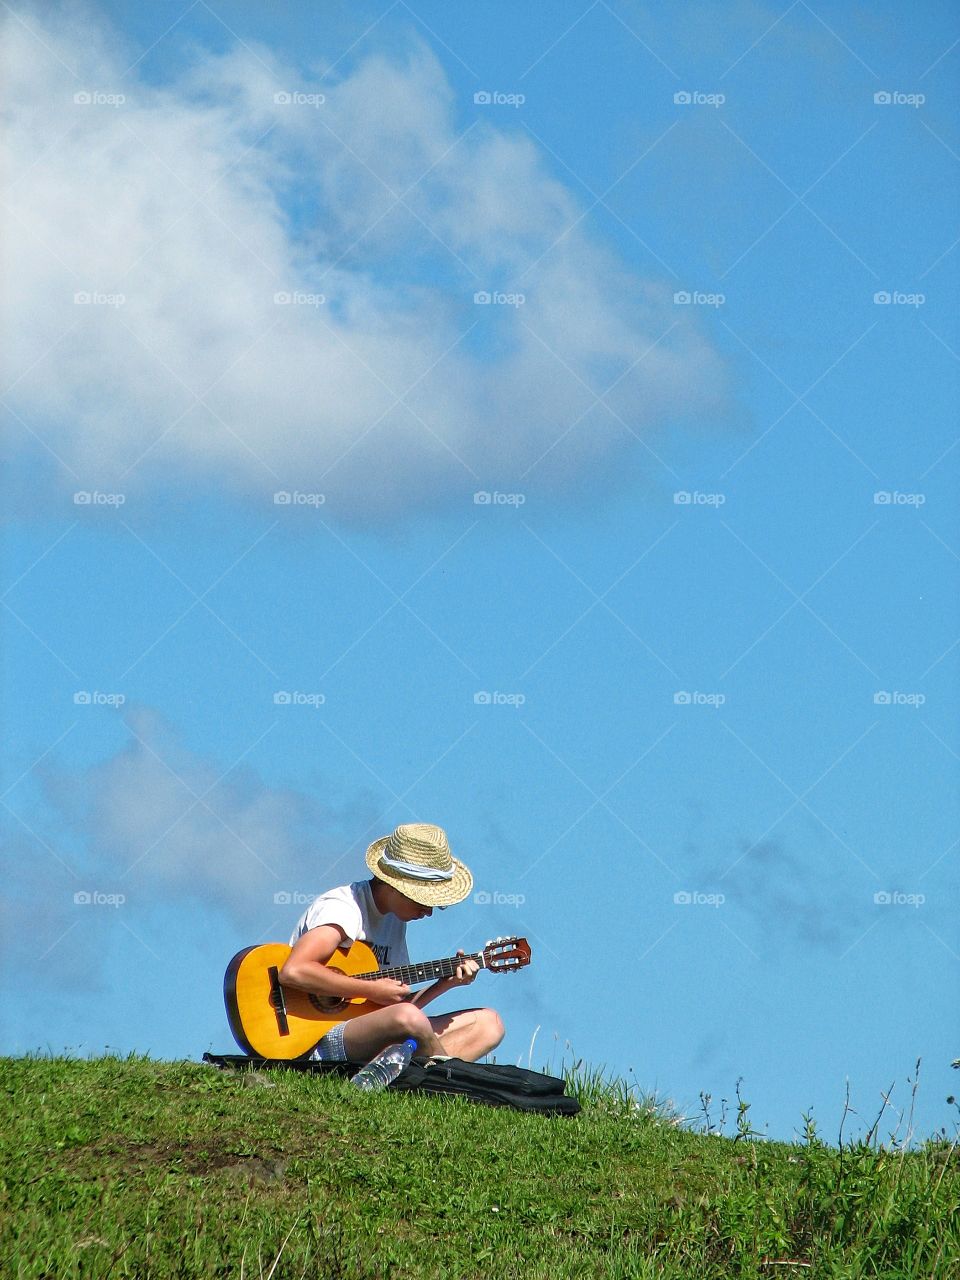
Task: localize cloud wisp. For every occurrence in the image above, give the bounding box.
[32,704,368,930]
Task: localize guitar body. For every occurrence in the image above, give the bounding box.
[223,934,530,1060]
[224,940,383,1059]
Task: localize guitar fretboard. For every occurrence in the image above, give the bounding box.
[354,952,484,986]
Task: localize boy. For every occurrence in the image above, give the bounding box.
[279,822,505,1064]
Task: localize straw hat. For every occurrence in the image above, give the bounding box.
[365,822,473,907]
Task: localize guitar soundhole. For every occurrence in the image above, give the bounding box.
[308,993,347,1014]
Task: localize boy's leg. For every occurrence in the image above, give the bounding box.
[339,1004,505,1065]
[426,1008,504,1061]
[340,1003,446,1063]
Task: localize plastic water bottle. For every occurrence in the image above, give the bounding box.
[350,1039,418,1092]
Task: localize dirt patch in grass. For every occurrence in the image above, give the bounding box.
[57,1133,297,1181]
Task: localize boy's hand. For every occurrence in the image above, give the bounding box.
[367,977,411,1005]
[449,950,478,987]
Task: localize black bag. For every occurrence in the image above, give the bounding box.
[392,1057,580,1116]
[202,1052,579,1116]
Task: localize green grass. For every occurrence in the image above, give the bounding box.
[2,1054,958,1279]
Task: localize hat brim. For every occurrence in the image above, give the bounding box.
[365,835,473,907]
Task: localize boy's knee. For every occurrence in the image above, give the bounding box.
[482,1008,505,1049]
[393,1003,432,1040]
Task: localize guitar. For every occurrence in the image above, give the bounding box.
[223,936,531,1059]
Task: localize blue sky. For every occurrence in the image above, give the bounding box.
[2,0,958,1143]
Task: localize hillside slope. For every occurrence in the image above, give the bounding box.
[2,1056,957,1278]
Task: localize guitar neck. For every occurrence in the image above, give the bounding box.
[355,951,485,986]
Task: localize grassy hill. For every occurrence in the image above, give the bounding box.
[2,1054,958,1279]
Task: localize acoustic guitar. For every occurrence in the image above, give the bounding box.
[223,936,531,1059]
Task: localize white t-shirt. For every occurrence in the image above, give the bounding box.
[288,879,410,971]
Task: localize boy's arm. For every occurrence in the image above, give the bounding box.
[280,926,410,1005]
[409,951,479,1008]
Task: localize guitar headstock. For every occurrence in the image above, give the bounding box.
[482,936,531,973]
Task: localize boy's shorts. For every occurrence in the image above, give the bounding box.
[309,1021,348,1063]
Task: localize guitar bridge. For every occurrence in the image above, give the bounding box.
[267,965,290,1037]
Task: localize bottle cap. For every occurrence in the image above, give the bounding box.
[404,1039,418,1051]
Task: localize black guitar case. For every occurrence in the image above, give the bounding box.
[202,1052,580,1116]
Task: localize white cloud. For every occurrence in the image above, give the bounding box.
[1,4,730,517]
